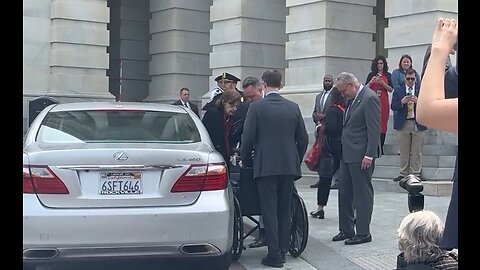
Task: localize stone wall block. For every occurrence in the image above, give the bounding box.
[51,20,109,46]
[150,9,210,34]
[150,31,211,54]
[50,44,109,69]
[51,0,109,23]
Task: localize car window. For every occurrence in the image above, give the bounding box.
[36,110,201,143]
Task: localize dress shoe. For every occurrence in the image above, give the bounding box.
[280,251,286,263]
[261,255,284,268]
[393,175,404,182]
[345,234,372,245]
[310,181,320,188]
[310,210,324,219]
[332,231,354,241]
[248,237,267,248]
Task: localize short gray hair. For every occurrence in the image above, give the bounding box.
[335,72,358,85]
[242,76,260,90]
[397,210,445,264]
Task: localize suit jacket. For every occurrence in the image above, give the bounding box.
[172,100,199,117]
[391,85,427,131]
[230,101,250,148]
[342,85,381,163]
[312,89,334,124]
[241,93,309,180]
[202,106,230,162]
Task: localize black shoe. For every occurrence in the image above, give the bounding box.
[393,175,404,182]
[310,181,320,188]
[280,251,286,263]
[310,210,324,219]
[332,231,354,241]
[261,255,284,268]
[248,237,267,248]
[345,234,372,245]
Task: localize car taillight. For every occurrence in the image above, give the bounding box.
[23,165,69,194]
[171,163,228,192]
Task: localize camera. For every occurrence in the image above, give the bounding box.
[398,175,424,213]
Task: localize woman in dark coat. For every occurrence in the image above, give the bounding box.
[202,89,242,168]
[310,87,345,219]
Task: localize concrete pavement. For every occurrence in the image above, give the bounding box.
[230,176,452,270]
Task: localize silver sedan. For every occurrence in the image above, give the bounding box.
[23,102,234,270]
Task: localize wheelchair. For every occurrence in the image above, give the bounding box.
[228,153,309,261]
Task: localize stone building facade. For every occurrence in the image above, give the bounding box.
[23,0,458,129]
[23,0,458,187]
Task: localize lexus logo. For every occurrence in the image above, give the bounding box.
[113,151,129,162]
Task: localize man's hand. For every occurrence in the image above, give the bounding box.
[316,112,326,121]
[361,157,373,170]
[410,95,418,103]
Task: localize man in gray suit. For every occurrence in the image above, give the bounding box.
[242,69,309,267]
[332,72,380,245]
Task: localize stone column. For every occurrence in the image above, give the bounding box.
[283,0,376,120]
[148,0,212,104]
[49,0,111,100]
[207,0,287,105]
[384,0,458,76]
[383,0,458,184]
[23,0,111,133]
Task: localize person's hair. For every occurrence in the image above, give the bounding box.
[179,87,189,93]
[329,87,345,107]
[398,54,414,70]
[405,68,417,77]
[242,76,260,90]
[335,72,358,85]
[262,69,282,88]
[215,89,242,107]
[371,55,389,72]
[397,210,445,264]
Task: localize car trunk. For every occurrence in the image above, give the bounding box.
[24,143,214,209]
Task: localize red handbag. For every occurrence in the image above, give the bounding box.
[304,125,325,171]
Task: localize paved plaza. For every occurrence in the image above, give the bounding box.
[230,176,452,270]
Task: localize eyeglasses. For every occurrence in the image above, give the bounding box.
[405,78,415,81]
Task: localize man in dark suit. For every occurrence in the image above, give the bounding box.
[391,68,427,182]
[333,72,380,245]
[241,69,308,267]
[310,74,335,188]
[171,87,199,117]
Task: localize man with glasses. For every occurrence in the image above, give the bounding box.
[391,69,427,182]
[332,72,380,245]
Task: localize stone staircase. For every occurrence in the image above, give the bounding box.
[302,116,457,197]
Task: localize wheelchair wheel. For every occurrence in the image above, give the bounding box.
[288,192,308,257]
[231,196,244,261]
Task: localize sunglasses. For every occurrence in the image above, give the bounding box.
[405,78,415,81]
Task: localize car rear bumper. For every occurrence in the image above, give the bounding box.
[23,190,233,262]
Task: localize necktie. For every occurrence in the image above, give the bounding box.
[407,88,414,119]
[184,102,189,109]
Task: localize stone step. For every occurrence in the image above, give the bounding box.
[375,155,456,168]
[298,174,452,197]
[301,162,454,181]
[305,137,457,156]
[372,165,454,181]
[384,131,458,145]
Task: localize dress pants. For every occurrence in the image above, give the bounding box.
[338,160,374,236]
[397,120,425,176]
[256,175,294,257]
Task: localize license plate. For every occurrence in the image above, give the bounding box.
[99,172,143,195]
